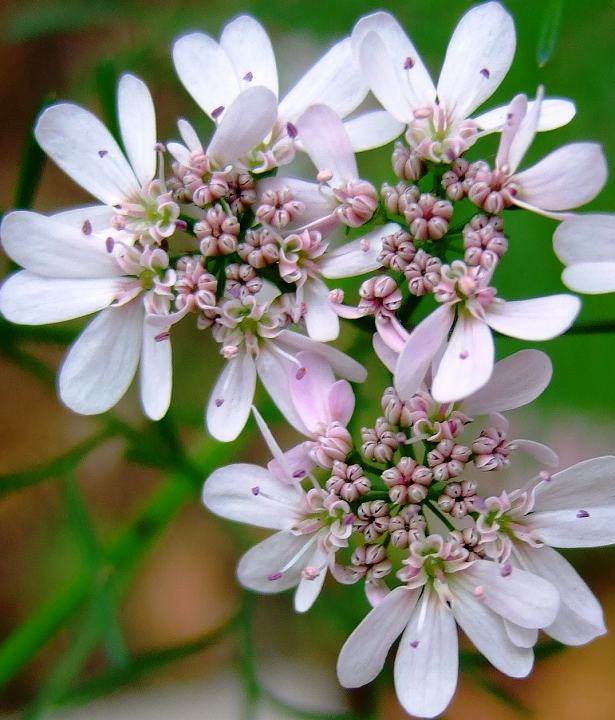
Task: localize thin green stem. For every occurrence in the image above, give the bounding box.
[564,320,615,336]
[239,592,262,720]
[424,500,455,531]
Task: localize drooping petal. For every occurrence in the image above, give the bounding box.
[0,210,123,278]
[373,332,398,373]
[431,312,494,403]
[59,301,143,415]
[394,589,458,719]
[561,262,615,294]
[117,74,156,185]
[504,621,538,649]
[320,223,399,279]
[461,349,552,417]
[506,86,544,175]
[553,214,615,264]
[394,304,454,402]
[35,103,139,206]
[177,118,203,152]
[279,38,368,123]
[202,463,302,530]
[437,2,515,122]
[328,380,355,426]
[352,13,435,119]
[139,317,172,421]
[207,86,278,167]
[337,586,419,688]
[237,531,313,593]
[289,351,336,432]
[474,97,576,133]
[0,272,130,325]
[511,439,558,467]
[301,278,340,343]
[514,142,608,212]
[513,543,606,646]
[296,104,357,184]
[294,543,329,613]
[267,442,316,484]
[483,295,580,341]
[172,32,240,120]
[343,110,405,152]
[220,15,278,97]
[494,93,527,173]
[206,351,257,442]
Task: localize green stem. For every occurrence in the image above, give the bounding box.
[239,592,262,720]
[564,320,615,335]
[424,500,455,531]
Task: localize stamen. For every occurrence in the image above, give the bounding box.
[243,71,253,81]
[154,331,170,342]
[98,150,108,158]
[473,585,486,600]
[293,469,306,478]
[317,169,333,183]
[215,398,224,407]
[105,237,115,253]
[82,220,92,235]
[360,238,371,252]
[409,640,420,648]
[268,572,283,581]
[251,486,260,496]
[302,566,320,580]
[404,56,415,70]
[577,510,590,518]
[212,105,225,120]
[296,367,307,380]
[459,350,469,359]
[286,121,298,139]
[480,68,490,79]
[500,563,512,577]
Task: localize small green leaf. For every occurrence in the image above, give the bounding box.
[537,0,564,68]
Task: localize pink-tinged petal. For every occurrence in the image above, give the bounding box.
[373,333,398,373]
[276,330,367,383]
[495,93,527,172]
[504,621,538,649]
[533,456,615,513]
[394,305,453,402]
[513,544,606,646]
[290,351,336,432]
[561,262,615,294]
[0,210,123,278]
[527,507,615,548]
[337,586,419,688]
[365,580,391,607]
[177,118,203,153]
[432,313,494,404]
[554,213,615,264]
[320,223,399,279]
[202,463,302,530]
[220,15,278,98]
[461,349,552,417]
[352,13,435,119]
[267,443,316,485]
[302,278,340,343]
[237,531,313,593]
[458,560,559,629]
[344,110,405,152]
[452,580,534,678]
[279,38,368,124]
[206,351,257,442]
[475,97,576,133]
[512,439,558,467]
[172,32,240,121]
[165,141,192,167]
[506,87,544,174]
[296,104,357,184]
[395,589,458,719]
[59,301,143,415]
[35,103,139,206]
[0,272,130,325]
[437,2,515,122]
[257,177,335,231]
[117,74,156,185]
[294,543,329,613]
[515,142,608,212]
[328,380,355,426]
[139,317,172,421]
[484,295,580,341]
[207,86,277,167]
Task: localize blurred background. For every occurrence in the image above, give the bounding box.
[0,0,614,717]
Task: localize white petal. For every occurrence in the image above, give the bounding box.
[511,439,558,467]
[302,278,340,343]
[117,74,156,185]
[484,295,580,341]
[296,104,357,184]
[527,507,615,548]
[452,581,534,678]
[59,301,143,415]
[206,352,257,442]
[352,13,435,119]
[220,15,278,97]
[513,543,606,645]
[394,589,458,719]
[458,560,559,629]
[279,38,368,123]
[207,86,278,166]
[533,456,615,512]
[475,98,576,133]
[337,586,419,688]
[177,118,203,152]
[0,210,122,278]
[51,204,117,232]
[437,2,515,121]
[515,142,608,212]
[139,317,172,421]
[294,543,329,613]
[344,111,405,152]
[504,621,538,649]
[290,351,336,432]
[321,223,398,279]
[237,531,313,593]
[462,349,552,417]
[432,313,494,403]
[202,463,302,529]
[276,330,367,383]
[35,103,139,206]
[394,305,453,402]
[561,262,615,294]
[507,87,544,175]
[165,141,192,167]
[553,213,615,264]
[172,32,240,120]
[0,272,128,325]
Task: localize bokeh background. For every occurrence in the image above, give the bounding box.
[0,0,614,718]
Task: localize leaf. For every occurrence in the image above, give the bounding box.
[537,0,564,68]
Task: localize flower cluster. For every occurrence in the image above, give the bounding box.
[1,3,614,718]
